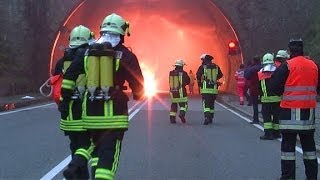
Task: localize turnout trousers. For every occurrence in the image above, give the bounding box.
[170,102,188,120]
[280,108,318,180]
[261,102,280,137]
[90,130,124,180]
[201,94,217,120]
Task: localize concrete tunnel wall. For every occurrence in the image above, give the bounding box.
[50,0,242,93]
[1,0,320,96]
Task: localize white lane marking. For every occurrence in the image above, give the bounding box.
[0,103,55,116]
[216,101,320,163]
[40,99,147,180]
[40,156,71,180]
[128,100,143,114]
[0,100,142,117]
[129,100,148,120]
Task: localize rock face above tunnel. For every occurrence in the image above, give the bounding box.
[0,0,319,96]
[212,0,320,61]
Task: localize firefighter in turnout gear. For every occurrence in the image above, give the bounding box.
[270,39,320,180]
[275,50,289,68]
[169,59,190,124]
[60,13,144,180]
[258,53,281,140]
[196,54,223,125]
[55,25,94,179]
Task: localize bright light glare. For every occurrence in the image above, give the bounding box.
[142,69,157,98]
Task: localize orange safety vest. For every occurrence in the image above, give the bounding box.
[280,56,318,109]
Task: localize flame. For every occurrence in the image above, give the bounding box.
[141,64,157,98]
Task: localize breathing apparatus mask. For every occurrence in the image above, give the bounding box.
[97,32,121,48]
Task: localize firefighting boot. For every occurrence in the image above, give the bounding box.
[170,116,176,124]
[203,117,211,125]
[179,111,186,124]
[63,156,88,180]
[273,130,281,139]
[209,113,214,124]
[260,131,274,140]
[63,164,79,180]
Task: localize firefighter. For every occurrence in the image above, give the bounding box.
[60,13,144,180]
[169,59,190,124]
[274,50,289,68]
[258,53,281,140]
[270,39,319,180]
[54,25,94,179]
[196,54,223,125]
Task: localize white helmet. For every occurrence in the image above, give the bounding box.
[174,59,186,66]
[262,53,274,65]
[276,50,289,59]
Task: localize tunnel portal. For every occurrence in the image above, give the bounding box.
[50,0,243,93]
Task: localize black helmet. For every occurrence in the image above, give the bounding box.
[288,38,303,56]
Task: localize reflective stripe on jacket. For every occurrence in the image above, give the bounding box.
[280,56,318,109]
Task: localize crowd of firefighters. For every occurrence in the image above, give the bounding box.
[49,11,319,180]
[168,39,319,180]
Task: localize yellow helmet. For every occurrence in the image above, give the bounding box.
[69,25,93,47]
[100,13,130,36]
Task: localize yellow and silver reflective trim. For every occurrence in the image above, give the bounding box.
[170,95,188,103]
[260,80,281,102]
[115,58,120,71]
[281,152,295,160]
[59,100,86,131]
[303,151,317,160]
[91,157,99,167]
[170,112,177,116]
[61,79,76,90]
[111,140,121,173]
[284,86,316,92]
[282,95,317,101]
[95,168,114,180]
[279,108,315,130]
[264,122,273,130]
[273,123,279,130]
[75,148,91,160]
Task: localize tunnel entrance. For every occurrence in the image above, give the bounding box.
[50,0,243,93]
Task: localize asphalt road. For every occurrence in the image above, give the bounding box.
[0,95,318,179]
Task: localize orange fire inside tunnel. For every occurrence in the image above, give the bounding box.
[50,0,243,94]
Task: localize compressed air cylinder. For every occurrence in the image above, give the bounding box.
[173,76,179,89]
[76,74,87,96]
[169,76,174,89]
[100,55,114,94]
[87,56,100,97]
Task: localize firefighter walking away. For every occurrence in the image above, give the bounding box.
[196,54,223,125]
[169,59,190,124]
[60,13,144,180]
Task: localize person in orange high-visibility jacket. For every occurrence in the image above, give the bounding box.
[270,39,320,180]
[258,53,281,140]
[235,64,246,105]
